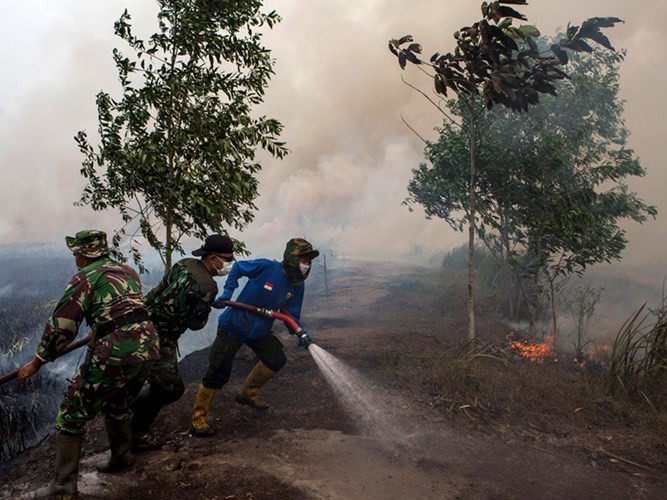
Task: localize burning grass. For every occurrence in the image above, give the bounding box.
[378,335,667,468]
[506,332,557,363]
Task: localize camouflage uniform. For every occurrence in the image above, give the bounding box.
[131,258,217,438]
[37,230,160,435]
[144,258,217,396]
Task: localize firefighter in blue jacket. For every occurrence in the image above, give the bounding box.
[190,238,319,436]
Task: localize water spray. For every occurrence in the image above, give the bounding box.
[222,300,414,448]
[308,343,414,451]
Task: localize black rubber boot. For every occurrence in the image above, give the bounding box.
[96,418,136,473]
[131,385,164,450]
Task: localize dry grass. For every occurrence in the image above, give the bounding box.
[379,337,667,469]
[373,266,667,466]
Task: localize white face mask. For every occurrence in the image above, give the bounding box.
[217,260,233,277]
[213,256,233,276]
[299,262,311,275]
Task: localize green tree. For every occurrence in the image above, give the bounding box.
[406,47,656,338]
[76,0,287,271]
[389,0,621,340]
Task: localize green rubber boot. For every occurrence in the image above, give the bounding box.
[34,432,81,499]
[96,418,136,473]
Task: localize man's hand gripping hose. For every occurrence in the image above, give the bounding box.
[0,332,93,386]
[221,300,313,349]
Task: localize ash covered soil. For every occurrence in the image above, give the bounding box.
[2,261,666,499]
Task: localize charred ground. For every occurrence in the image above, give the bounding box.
[1,260,666,499]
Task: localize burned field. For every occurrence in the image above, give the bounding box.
[1,260,666,499]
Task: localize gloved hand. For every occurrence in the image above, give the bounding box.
[297,331,313,349]
[212,296,228,309]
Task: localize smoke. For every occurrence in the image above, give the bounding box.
[1,1,665,267]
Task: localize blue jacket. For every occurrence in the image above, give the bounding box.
[214,258,305,340]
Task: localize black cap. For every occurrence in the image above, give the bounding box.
[192,235,234,256]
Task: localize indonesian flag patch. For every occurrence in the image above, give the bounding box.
[264,282,274,291]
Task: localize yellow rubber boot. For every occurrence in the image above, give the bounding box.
[190,384,216,437]
[235,362,276,411]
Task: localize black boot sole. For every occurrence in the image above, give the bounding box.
[189,426,215,437]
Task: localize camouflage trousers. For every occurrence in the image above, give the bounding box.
[142,339,185,405]
[129,339,184,437]
[55,352,154,435]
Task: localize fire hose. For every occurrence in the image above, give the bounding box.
[0,301,303,386]
[221,300,303,334]
[0,332,93,386]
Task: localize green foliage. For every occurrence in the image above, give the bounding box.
[389,1,622,111]
[75,0,288,270]
[389,1,622,340]
[406,46,655,328]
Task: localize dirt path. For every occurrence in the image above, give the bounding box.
[2,261,665,499]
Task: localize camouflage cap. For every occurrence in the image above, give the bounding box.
[65,229,110,259]
[283,238,319,264]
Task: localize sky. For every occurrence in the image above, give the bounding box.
[1,0,665,269]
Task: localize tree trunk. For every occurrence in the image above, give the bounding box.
[500,217,517,321]
[528,275,538,338]
[528,239,542,338]
[467,117,477,341]
[165,210,173,272]
[549,275,558,342]
[323,253,329,296]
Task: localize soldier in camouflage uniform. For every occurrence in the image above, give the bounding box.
[17,229,159,499]
[190,238,318,437]
[131,234,235,448]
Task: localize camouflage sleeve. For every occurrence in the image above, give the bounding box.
[36,272,92,362]
[145,265,183,325]
[185,289,212,331]
[147,262,213,336]
[145,271,169,306]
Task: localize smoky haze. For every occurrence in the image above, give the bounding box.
[1,1,665,271]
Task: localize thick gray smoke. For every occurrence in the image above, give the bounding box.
[1,1,665,267]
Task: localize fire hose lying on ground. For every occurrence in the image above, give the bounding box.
[0,300,306,386]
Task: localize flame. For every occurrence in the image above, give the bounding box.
[574,343,612,369]
[506,332,556,363]
[573,357,587,369]
[586,343,611,361]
